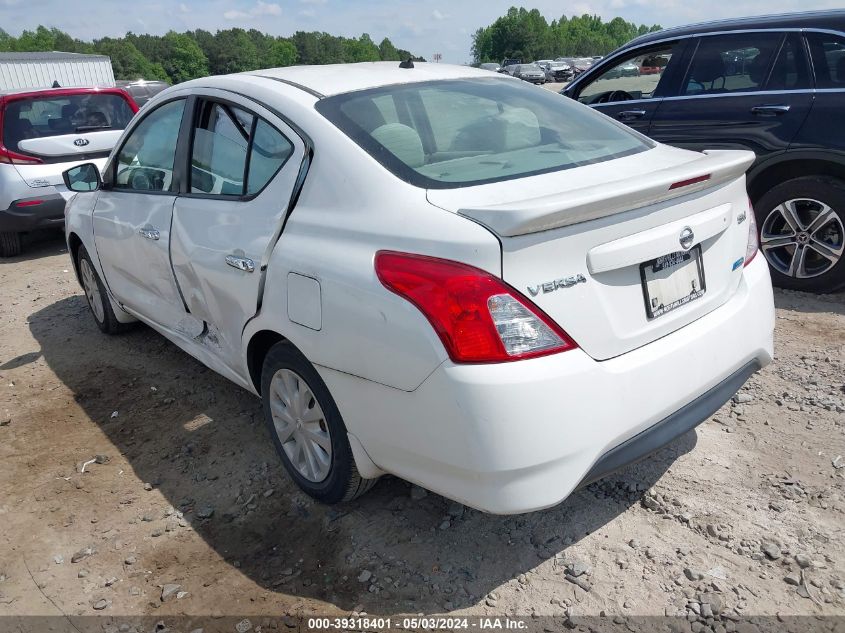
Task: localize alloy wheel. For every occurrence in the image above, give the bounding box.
[80,258,105,323]
[760,198,844,279]
[268,368,332,483]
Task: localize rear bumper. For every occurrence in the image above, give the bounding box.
[321,255,775,514]
[0,194,66,233]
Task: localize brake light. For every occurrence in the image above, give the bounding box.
[744,199,759,267]
[0,146,42,165]
[669,174,711,190]
[375,251,577,363]
[15,199,43,207]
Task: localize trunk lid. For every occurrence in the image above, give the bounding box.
[427,146,756,360]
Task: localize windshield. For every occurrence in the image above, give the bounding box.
[2,93,135,155]
[316,78,650,189]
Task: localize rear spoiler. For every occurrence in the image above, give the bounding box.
[458,149,755,237]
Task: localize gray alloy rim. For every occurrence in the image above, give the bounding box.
[760,198,844,279]
[80,258,105,323]
[268,368,332,483]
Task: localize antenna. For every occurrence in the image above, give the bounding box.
[399,58,414,69]
[52,80,61,88]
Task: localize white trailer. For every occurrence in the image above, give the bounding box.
[0,52,115,91]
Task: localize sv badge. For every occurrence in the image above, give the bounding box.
[527,274,586,297]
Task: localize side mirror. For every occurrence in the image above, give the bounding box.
[63,163,102,192]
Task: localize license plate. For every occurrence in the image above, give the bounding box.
[640,246,706,319]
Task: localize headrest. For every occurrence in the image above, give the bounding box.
[499,107,541,151]
[372,123,425,168]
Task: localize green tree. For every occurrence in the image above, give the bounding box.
[378,37,399,61]
[95,38,168,81]
[264,38,297,67]
[159,31,208,83]
[0,28,13,52]
[14,26,55,51]
[472,8,661,63]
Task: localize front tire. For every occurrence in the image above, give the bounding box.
[754,177,845,293]
[0,231,21,257]
[77,246,133,334]
[260,341,377,504]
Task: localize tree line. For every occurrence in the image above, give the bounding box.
[0,26,423,84]
[472,8,662,63]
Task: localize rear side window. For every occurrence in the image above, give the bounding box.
[191,102,253,195]
[682,33,783,95]
[806,32,845,89]
[190,100,294,197]
[2,92,135,156]
[317,78,650,189]
[767,34,811,91]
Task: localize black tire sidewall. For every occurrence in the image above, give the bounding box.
[754,177,845,293]
[77,246,115,333]
[260,342,355,504]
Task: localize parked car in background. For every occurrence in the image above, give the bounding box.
[513,63,546,84]
[501,64,519,76]
[479,63,501,73]
[562,10,845,292]
[564,57,596,76]
[0,87,138,256]
[540,60,574,82]
[603,60,641,78]
[501,58,521,69]
[63,62,772,514]
[116,79,169,107]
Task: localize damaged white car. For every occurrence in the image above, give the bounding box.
[64,62,774,514]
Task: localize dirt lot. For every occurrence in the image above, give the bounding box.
[1,233,844,631]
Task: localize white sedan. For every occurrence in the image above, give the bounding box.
[63,62,774,514]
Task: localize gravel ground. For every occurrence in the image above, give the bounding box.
[0,233,843,630]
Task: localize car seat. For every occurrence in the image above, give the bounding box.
[689,52,727,93]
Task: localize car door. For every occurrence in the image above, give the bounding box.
[798,31,845,155]
[648,32,814,156]
[564,41,686,135]
[169,91,306,370]
[92,97,189,327]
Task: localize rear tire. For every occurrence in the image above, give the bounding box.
[0,232,21,257]
[754,177,845,293]
[77,246,134,334]
[261,341,377,504]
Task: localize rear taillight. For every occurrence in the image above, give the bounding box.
[0,146,42,165]
[375,251,577,363]
[745,199,759,267]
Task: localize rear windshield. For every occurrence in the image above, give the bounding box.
[2,93,135,154]
[316,78,650,188]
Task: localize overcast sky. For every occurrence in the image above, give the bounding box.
[1,0,842,63]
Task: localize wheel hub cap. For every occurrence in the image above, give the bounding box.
[268,369,332,483]
[760,198,844,279]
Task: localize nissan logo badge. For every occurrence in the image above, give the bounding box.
[74,138,90,147]
[679,226,695,250]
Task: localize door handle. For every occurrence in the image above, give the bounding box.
[751,104,791,116]
[617,110,647,121]
[225,254,255,273]
[138,226,160,240]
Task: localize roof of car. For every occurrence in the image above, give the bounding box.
[246,62,497,98]
[628,9,845,48]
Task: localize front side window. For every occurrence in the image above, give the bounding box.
[578,44,677,104]
[115,98,185,192]
[317,78,650,189]
[806,32,845,89]
[682,33,782,96]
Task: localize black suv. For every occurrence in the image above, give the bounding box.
[563,11,845,292]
